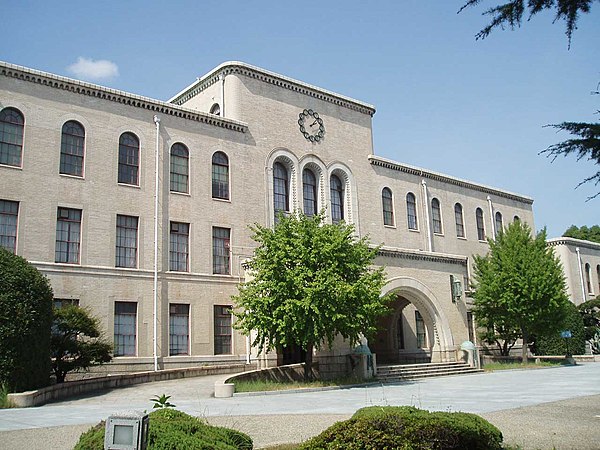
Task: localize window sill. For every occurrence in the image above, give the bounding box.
[170,190,191,197]
[59,173,85,180]
[456,236,467,240]
[384,224,396,229]
[212,197,231,203]
[408,228,420,233]
[117,182,141,189]
[433,233,444,237]
[0,163,23,170]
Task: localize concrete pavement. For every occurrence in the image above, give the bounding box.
[1,363,599,449]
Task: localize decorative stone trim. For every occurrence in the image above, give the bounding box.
[376,246,468,266]
[547,237,600,251]
[0,61,248,133]
[368,155,534,204]
[169,61,376,117]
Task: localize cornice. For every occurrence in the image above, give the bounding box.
[376,246,468,266]
[547,237,600,251]
[368,155,534,204]
[169,61,376,117]
[0,61,248,133]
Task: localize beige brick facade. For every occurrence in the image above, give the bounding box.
[0,60,537,371]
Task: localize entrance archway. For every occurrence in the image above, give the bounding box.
[370,277,455,364]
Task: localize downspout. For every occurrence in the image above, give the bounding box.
[487,196,495,238]
[220,74,225,117]
[576,247,586,302]
[421,180,432,252]
[153,114,161,372]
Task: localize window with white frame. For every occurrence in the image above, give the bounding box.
[212,151,229,200]
[273,162,289,219]
[60,120,85,177]
[212,227,230,275]
[495,211,503,237]
[303,168,318,217]
[115,215,138,268]
[431,198,442,234]
[406,192,418,230]
[169,222,189,272]
[415,310,427,348]
[0,107,24,167]
[214,305,232,354]
[382,187,394,226]
[330,174,344,223]
[118,132,139,185]
[170,143,189,194]
[169,304,189,356]
[114,301,137,356]
[0,200,18,253]
[454,203,465,238]
[55,207,81,264]
[585,263,593,294]
[476,208,485,241]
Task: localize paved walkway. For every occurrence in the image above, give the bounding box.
[1,363,599,449]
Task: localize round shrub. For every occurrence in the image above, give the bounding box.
[300,406,503,450]
[0,249,53,392]
[74,409,253,450]
[535,302,586,356]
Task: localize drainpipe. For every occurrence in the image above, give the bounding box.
[153,114,161,372]
[220,74,225,117]
[576,247,586,303]
[421,180,432,252]
[487,196,495,238]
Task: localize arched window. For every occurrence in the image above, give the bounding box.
[330,174,344,223]
[495,211,503,237]
[476,208,485,241]
[513,215,520,223]
[273,162,289,218]
[0,107,24,167]
[170,143,189,193]
[585,263,592,294]
[210,103,221,116]
[454,203,465,237]
[382,187,394,226]
[406,192,418,230]
[431,198,442,234]
[303,168,318,216]
[60,120,85,176]
[118,132,139,185]
[212,151,229,199]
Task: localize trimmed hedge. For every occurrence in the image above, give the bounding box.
[535,302,586,356]
[74,409,253,450]
[300,406,503,450]
[0,249,53,392]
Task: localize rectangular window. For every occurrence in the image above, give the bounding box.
[55,207,82,264]
[53,298,80,309]
[169,304,190,356]
[169,222,189,272]
[214,305,232,355]
[212,227,231,275]
[0,199,19,253]
[116,215,138,268]
[114,301,137,356]
[415,311,426,348]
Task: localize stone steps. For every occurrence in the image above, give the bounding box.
[377,361,483,382]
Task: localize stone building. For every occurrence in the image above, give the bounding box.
[0,60,535,372]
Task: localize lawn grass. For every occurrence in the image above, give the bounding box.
[233,376,365,393]
[482,360,563,372]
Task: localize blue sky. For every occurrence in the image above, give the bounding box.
[2,1,598,237]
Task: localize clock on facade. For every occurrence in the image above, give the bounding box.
[298,109,325,142]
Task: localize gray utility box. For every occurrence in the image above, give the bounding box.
[104,410,149,450]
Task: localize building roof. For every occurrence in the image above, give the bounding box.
[547,236,600,251]
[168,61,377,116]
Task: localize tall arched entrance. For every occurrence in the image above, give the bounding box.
[369,277,455,364]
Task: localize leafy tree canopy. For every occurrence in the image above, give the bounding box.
[472,220,570,360]
[578,297,600,353]
[458,0,598,46]
[233,213,391,379]
[562,224,600,243]
[51,305,112,383]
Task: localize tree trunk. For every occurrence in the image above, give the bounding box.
[304,343,314,381]
[521,330,529,364]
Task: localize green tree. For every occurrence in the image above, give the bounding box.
[472,221,570,362]
[562,224,600,243]
[233,213,391,380]
[534,302,586,356]
[51,305,113,383]
[458,0,598,45]
[0,249,53,391]
[578,297,600,353]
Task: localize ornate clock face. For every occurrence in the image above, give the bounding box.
[298,109,325,142]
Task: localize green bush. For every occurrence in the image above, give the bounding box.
[535,302,586,356]
[0,249,53,392]
[74,409,253,450]
[300,406,503,450]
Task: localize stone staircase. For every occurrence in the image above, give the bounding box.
[377,361,483,382]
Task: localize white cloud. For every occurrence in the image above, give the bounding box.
[67,57,119,81]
